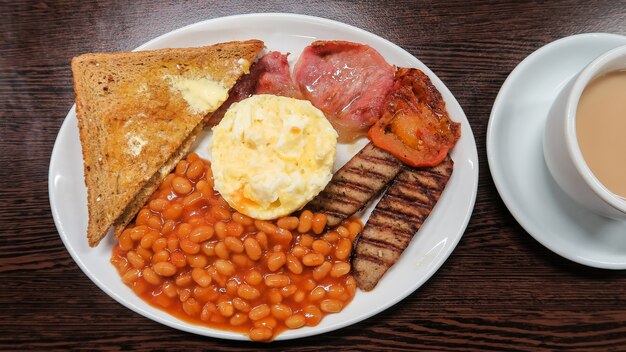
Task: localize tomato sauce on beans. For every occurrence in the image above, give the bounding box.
[111,153,362,341]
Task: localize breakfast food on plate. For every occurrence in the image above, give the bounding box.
[352,156,454,291]
[72,40,264,246]
[207,51,301,127]
[305,142,403,227]
[293,41,395,142]
[369,68,461,167]
[74,37,462,340]
[211,94,338,220]
[111,153,363,341]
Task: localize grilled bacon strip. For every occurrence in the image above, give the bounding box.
[352,155,453,291]
[305,142,403,227]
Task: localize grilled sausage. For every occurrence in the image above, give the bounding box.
[352,155,453,291]
[305,142,403,227]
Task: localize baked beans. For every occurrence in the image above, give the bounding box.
[111,153,362,341]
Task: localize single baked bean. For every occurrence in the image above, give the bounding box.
[303,279,316,291]
[347,220,362,237]
[151,250,170,264]
[191,268,212,287]
[126,251,145,269]
[232,212,254,226]
[256,232,268,250]
[232,297,250,312]
[302,253,324,267]
[300,234,314,248]
[140,231,159,249]
[142,267,162,285]
[330,262,351,278]
[224,236,244,253]
[217,301,234,317]
[135,209,151,227]
[297,210,313,233]
[175,271,193,287]
[243,237,262,260]
[245,270,263,286]
[286,254,303,274]
[270,303,292,320]
[335,238,352,260]
[291,245,308,258]
[312,261,332,281]
[152,237,167,253]
[266,252,286,272]
[281,284,297,298]
[149,198,168,212]
[187,254,208,268]
[178,287,192,302]
[264,274,290,288]
[336,226,350,238]
[176,223,192,238]
[285,314,306,329]
[226,222,244,237]
[161,280,178,298]
[166,235,179,252]
[193,286,217,302]
[226,279,239,296]
[254,316,278,330]
[320,299,343,313]
[153,262,177,277]
[273,228,293,243]
[237,284,261,300]
[172,176,192,195]
[161,220,176,235]
[175,160,188,176]
[119,230,133,251]
[214,259,235,276]
[277,216,299,230]
[230,312,248,326]
[182,297,201,316]
[311,213,327,235]
[186,159,204,180]
[249,304,270,321]
[323,231,339,243]
[254,220,279,236]
[327,284,347,300]
[189,225,214,243]
[249,326,272,341]
[312,240,332,255]
[345,276,357,296]
[163,203,183,220]
[136,247,152,261]
[293,290,305,303]
[214,222,227,239]
[214,241,229,260]
[303,305,323,326]
[122,268,139,284]
[231,254,250,267]
[129,225,147,240]
[211,206,231,221]
[309,286,326,301]
[180,239,200,255]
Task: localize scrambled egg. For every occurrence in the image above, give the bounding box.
[211,94,338,219]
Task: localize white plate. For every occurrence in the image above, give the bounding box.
[487,33,626,269]
[49,13,478,340]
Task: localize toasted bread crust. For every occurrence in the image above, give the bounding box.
[72,40,264,246]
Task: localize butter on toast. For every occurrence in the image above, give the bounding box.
[71,40,264,247]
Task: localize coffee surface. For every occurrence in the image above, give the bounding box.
[576,70,626,199]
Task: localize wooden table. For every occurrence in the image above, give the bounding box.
[2,1,626,350]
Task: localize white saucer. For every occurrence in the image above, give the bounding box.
[487,33,626,269]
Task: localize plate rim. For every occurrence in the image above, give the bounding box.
[49,12,479,340]
[486,32,626,270]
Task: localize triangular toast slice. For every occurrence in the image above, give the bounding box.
[71,40,264,246]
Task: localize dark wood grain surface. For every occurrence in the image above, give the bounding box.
[2,0,626,350]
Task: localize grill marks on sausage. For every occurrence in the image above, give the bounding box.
[305,143,403,227]
[353,155,453,291]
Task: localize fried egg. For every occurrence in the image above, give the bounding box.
[210,94,337,219]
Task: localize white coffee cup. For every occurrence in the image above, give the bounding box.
[543,45,626,220]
